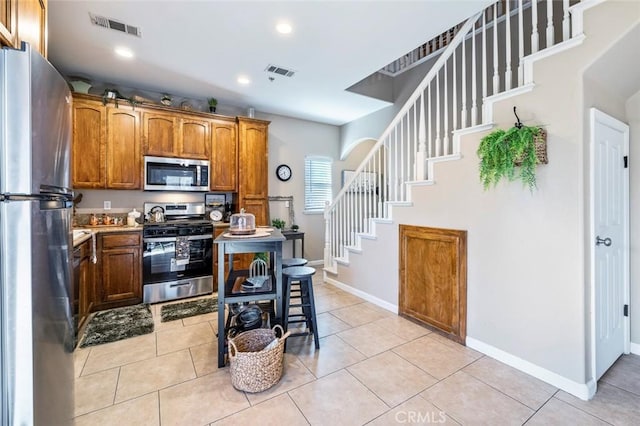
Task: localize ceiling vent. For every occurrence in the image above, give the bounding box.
[265,64,295,78]
[89,13,142,37]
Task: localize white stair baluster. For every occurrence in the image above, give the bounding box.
[471,21,478,126]
[453,47,458,138]
[462,37,468,127]
[562,0,570,41]
[444,61,450,155]
[518,0,524,86]
[481,11,487,124]
[532,0,539,53]
[493,2,500,95]
[436,73,441,156]
[417,94,427,180]
[505,0,512,90]
[427,86,432,159]
[547,0,555,47]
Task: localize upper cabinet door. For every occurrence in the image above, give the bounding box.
[107,107,141,189]
[72,100,106,188]
[180,117,210,160]
[210,120,237,191]
[143,111,179,157]
[0,0,17,48]
[17,0,47,57]
[238,118,268,199]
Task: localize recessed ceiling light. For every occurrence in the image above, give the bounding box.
[276,22,292,34]
[237,76,251,85]
[114,46,134,59]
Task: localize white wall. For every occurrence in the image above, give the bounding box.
[626,90,640,347]
[259,112,341,262]
[333,0,640,396]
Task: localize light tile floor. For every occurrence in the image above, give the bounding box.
[74,272,640,425]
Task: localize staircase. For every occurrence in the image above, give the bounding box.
[324,0,589,273]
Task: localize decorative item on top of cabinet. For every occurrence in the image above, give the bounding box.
[207,97,217,113]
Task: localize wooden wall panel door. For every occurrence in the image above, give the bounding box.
[17,0,46,57]
[210,120,237,191]
[0,0,17,48]
[143,112,178,157]
[72,101,106,188]
[399,225,467,344]
[180,117,209,159]
[106,107,140,189]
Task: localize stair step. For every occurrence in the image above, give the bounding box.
[358,233,377,240]
[386,201,412,207]
[371,218,393,224]
[345,245,362,254]
[335,256,350,266]
[406,180,435,186]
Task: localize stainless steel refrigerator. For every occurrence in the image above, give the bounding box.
[0,43,74,425]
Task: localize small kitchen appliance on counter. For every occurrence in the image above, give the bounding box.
[142,202,214,303]
[205,193,226,222]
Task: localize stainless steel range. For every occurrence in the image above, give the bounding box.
[142,202,213,303]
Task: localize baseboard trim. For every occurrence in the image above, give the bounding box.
[323,276,398,314]
[630,342,640,355]
[466,337,595,401]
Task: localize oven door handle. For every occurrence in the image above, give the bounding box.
[169,282,193,288]
[187,235,212,241]
[143,237,177,243]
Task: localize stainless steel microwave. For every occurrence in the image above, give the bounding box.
[144,156,210,191]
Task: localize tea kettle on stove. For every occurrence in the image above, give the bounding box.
[149,205,165,223]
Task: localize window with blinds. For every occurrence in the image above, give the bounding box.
[304,156,332,212]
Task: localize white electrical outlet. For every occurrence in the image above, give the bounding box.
[104,201,111,210]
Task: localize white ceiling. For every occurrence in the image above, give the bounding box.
[48,0,491,125]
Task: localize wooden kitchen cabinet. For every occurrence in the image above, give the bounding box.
[210,117,237,191]
[17,0,46,57]
[94,232,142,310]
[73,238,94,331]
[142,110,210,160]
[1,0,47,58]
[72,99,106,188]
[72,95,141,189]
[0,0,17,49]
[106,107,141,189]
[237,117,270,226]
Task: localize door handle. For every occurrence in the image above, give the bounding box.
[595,236,612,247]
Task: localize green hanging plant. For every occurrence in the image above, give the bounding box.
[477,124,547,191]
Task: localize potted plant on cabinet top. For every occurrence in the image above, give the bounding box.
[207,97,218,113]
[477,110,547,191]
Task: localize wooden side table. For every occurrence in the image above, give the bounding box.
[282,230,304,258]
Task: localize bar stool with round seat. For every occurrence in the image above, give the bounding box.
[282,266,319,349]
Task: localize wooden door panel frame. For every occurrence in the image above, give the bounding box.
[399,225,467,344]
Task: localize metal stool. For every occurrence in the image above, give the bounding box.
[282,266,319,349]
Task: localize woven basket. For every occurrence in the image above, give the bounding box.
[228,325,290,393]
[514,128,548,166]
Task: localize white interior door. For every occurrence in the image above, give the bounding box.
[590,108,630,380]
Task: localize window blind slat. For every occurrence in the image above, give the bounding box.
[304,156,332,211]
